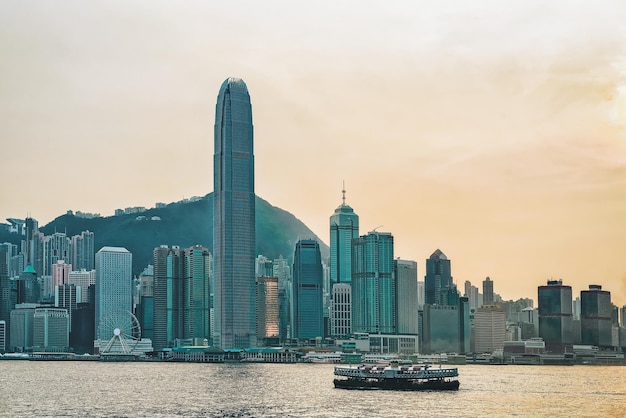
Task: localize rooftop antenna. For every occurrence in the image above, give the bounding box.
[342,180,346,206]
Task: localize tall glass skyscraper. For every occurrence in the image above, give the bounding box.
[351,231,395,334]
[424,249,453,305]
[213,77,256,348]
[292,239,323,339]
[94,246,132,341]
[329,188,359,285]
[538,279,573,353]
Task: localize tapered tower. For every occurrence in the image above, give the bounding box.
[213,77,256,348]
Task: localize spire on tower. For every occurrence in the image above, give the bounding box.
[342,180,346,206]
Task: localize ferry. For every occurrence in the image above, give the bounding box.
[333,361,460,391]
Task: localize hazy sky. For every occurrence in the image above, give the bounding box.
[2,1,626,305]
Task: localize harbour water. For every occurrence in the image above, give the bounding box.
[0,362,624,417]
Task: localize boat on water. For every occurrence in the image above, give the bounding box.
[333,361,460,391]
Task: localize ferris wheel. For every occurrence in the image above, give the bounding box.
[98,310,142,354]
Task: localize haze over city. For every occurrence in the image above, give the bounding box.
[1,1,626,304]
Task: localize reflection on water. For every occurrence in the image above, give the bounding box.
[0,362,624,417]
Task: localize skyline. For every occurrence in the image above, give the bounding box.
[1,1,626,305]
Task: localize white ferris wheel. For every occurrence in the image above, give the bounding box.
[98,310,142,354]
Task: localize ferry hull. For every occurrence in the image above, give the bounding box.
[333,378,460,391]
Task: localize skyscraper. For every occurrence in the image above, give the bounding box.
[292,239,323,339]
[395,259,418,335]
[483,277,494,306]
[256,276,279,344]
[329,187,359,285]
[424,249,453,306]
[538,279,573,353]
[580,284,612,347]
[213,77,256,348]
[351,231,395,334]
[71,230,95,271]
[94,247,132,342]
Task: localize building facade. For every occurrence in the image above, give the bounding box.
[152,245,211,349]
[71,230,95,271]
[425,249,453,306]
[329,188,359,285]
[395,259,418,335]
[580,284,613,347]
[94,247,133,342]
[538,279,573,353]
[67,269,95,304]
[213,77,256,349]
[292,239,323,339]
[33,307,69,352]
[351,231,395,335]
[330,283,352,338]
[482,277,494,306]
[473,305,506,353]
[256,276,279,344]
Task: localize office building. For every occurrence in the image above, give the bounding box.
[474,305,506,353]
[67,269,96,304]
[33,307,69,352]
[10,303,38,352]
[425,249,453,306]
[330,283,351,338]
[152,245,211,349]
[482,277,494,306]
[213,77,256,349]
[538,279,574,353]
[292,239,324,339]
[330,187,359,285]
[395,259,418,335]
[580,285,613,347]
[0,320,5,352]
[352,231,395,334]
[256,276,279,345]
[273,256,291,341]
[95,247,132,342]
[49,260,72,299]
[55,283,81,332]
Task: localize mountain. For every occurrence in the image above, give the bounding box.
[33,194,328,275]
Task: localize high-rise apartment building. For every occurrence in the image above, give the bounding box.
[395,259,418,335]
[71,230,95,271]
[213,77,256,349]
[580,285,612,347]
[43,232,71,277]
[95,247,132,342]
[292,239,323,339]
[538,279,573,353]
[425,249,453,306]
[351,231,395,334]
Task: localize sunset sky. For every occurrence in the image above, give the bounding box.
[1,1,626,305]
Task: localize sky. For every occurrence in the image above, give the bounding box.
[1,1,626,305]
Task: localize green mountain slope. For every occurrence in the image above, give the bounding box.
[37,194,328,275]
